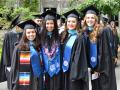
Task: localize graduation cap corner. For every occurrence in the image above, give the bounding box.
[81,5,100,16]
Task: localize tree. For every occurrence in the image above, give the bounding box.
[22,0,40,12]
[67,0,120,15]
[0,0,41,30]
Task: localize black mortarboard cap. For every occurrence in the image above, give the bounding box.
[111,16,115,21]
[56,14,61,19]
[82,5,99,16]
[57,14,65,23]
[18,20,39,30]
[110,15,118,21]
[10,14,20,28]
[41,10,57,20]
[101,14,109,22]
[32,14,43,19]
[63,9,79,19]
[61,17,65,23]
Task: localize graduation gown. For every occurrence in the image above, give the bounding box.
[97,27,117,90]
[0,31,22,84]
[69,35,89,90]
[10,47,43,90]
[41,39,62,90]
[113,32,119,58]
[83,30,100,90]
[61,33,78,90]
[44,73,62,90]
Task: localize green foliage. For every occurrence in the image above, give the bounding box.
[0,17,10,30]
[11,7,34,20]
[22,0,30,8]
[0,6,38,30]
[0,6,11,30]
[0,0,41,30]
[67,0,120,15]
[22,0,40,12]
[0,6,10,17]
[30,0,39,12]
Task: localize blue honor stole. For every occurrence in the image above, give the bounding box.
[62,30,77,72]
[90,42,97,68]
[29,43,41,77]
[42,43,60,78]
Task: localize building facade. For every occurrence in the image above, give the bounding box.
[40,0,70,14]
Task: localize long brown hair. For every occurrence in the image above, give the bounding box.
[17,29,41,51]
[110,21,118,35]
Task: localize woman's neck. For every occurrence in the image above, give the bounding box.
[68,29,77,35]
[47,32,52,37]
[87,26,93,32]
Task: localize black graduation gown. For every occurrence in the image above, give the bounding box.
[97,27,117,90]
[83,31,100,90]
[41,41,62,90]
[61,41,70,90]
[0,31,22,85]
[69,35,89,90]
[10,47,43,90]
[113,33,119,58]
[44,72,62,90]
[61,34,78,90]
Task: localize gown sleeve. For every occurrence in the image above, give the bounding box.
[70,35,88,83]
[10,46,19,90]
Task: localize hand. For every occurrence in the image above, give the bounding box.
[118,46,120,52]
[114,58,118,65]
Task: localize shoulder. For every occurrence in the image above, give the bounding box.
[76,34,85,42]
[14,45,20,52]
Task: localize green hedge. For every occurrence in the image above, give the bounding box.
[0,6,39,30]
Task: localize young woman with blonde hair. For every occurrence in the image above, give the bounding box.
[82,5,117,90]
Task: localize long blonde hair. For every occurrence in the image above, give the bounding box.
[82,14,100,42]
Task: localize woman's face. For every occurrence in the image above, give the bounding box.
[110,21,115,28]
[26,29,36,41]
[33,18,43,26]
[46,20,54,32]
[67,17,77,30]
[85,14,96,27]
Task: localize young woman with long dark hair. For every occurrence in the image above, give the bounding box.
[10,20,43,90]
[41,10,61,90]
